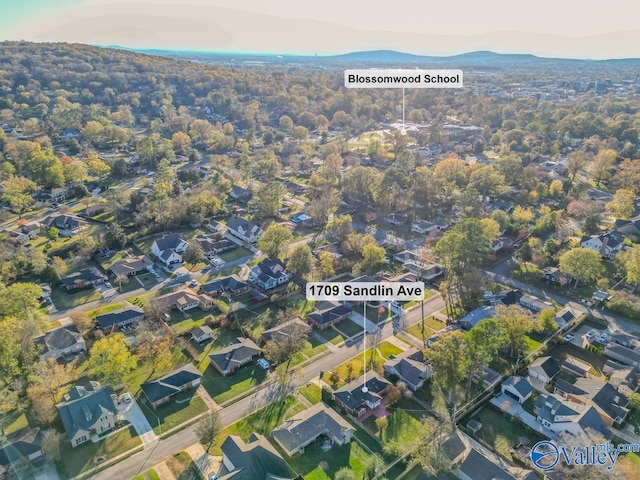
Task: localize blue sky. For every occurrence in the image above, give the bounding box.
[0,0,85,35]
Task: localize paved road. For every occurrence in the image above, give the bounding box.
[50,253,258,321]
[90,296,445,480]
[487,258,640,336]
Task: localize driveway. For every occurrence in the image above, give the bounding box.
[117,395,158,448]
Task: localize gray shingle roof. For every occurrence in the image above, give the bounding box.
[56,383,117,439]
[220,433,292,480]
[459,449,515,480]
[209,338,261,374]
[141,364,202,403]
[334,372,391,411]
[272,402,353,455]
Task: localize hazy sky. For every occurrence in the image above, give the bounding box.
[2,0,640,58]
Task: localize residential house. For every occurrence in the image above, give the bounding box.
[533,393,613,441]
[208,219,226,234]
[334,373,392,419]
[614,217,640,241]
[110,255,154,277]
[229,185,253,205]
[95,308,145,333]
[500,376,533,404]
[543,267,572,286]
[459,306,495,330]
[307,303,353,330]
[0,428,44,478]
[491,289,523,307]
[603,360,640,395]
[196,235,236,259]
[528,356,560,385]
[518,295,552,314]
[41,214,86,232]
[554,306,579,330]
[565,378,630,426]
[191,325,214,344]
[60,268,105,291]
[56,382,118,447]
[18,223,40,239]
[34,187,68,204]
[199,275,250,298]
[261,318,311,343]
[208,337,261,377]
[226,217,263,243]
[3,229,30,244]
[580,232,625,260]
[411,220,446,235]
[609,332,639,349]
[384,348,431,391]
[153,289,214,312]
[393,250,444,281]
[560,356,591,378]
[220,433,293,480]
[272,402,355,456]
[248,258,292,290]
[151,233,188,266]
[386,213,407,225]
[36,325,86,361]
[458,448,515,480]
[140,363,202,409]
[605,344,640,368]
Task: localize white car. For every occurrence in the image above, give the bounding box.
[585,330,596,342]
[122,393,132,403]
[256,358,270,370]
[563,333,575,342]
[598,332,608,343]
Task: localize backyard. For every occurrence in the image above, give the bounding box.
[469,407,545,460]
[283,440,371,480]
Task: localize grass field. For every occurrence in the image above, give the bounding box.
[284,440,371,480]
[218,246,253,262]
[316,327,347,345]
[166,451,204,480]
[200,363,268,404]
[138,391,208,434]
[334,318,364,337]
[323,342,403,388]
[50,287,103,310]
[60,426,142,478]
[299,383,323,405]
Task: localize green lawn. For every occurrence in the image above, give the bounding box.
[323,342,403,388]
[139,390,208,434]
[299,384,323,405]
[316,327,346,345]
[379,408,424,455]
[334,319,364,338]
[50,287,103,310]
[208,396,305,455]
[4,409,29,435]
[87,302,123,318]
[97,251,130,271]
[284,439,371,480]
[302,336,329,358]
[59,426,142,478]
[122,347,191,395]
[218,246,253,262]
[405,316,443,341]
[471,407,544,459]
[201,362,267,404]
[166,451,204,480]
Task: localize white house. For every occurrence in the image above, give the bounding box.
[580,232,625,260]
[501,376,533,404]
[151,233,188,266]
[226,217,264,243]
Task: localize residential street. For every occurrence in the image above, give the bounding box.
[89,296,445,480]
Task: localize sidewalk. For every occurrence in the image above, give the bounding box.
[185,443,221,479]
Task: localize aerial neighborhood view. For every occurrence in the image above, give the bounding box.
[1,2,640,480]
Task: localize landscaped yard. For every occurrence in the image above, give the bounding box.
[138,390,208,434]
[218,246,253,262]
[50,287,103,310]
[470,407,544,459]
[208,396,306,455]
[59,426,142,478]
[166,451,204,480]
[323,342,403,388]
[334,318,364,337]
[299,383,323,405]
[284,440,371,480]
[405,316,443,342]
[200,363,267,405]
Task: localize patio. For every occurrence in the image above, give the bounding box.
[358,397,391,422]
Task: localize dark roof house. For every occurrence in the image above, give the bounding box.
[220,433,292,480]
[140,364,202,408]
[208,338,261,376]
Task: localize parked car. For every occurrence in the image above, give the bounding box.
[189,279,199,287]
[563,333,575,342]
[256,358,270,370]
[122,393,132,403]
[585,330,596,342]
[598,332,608,343]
